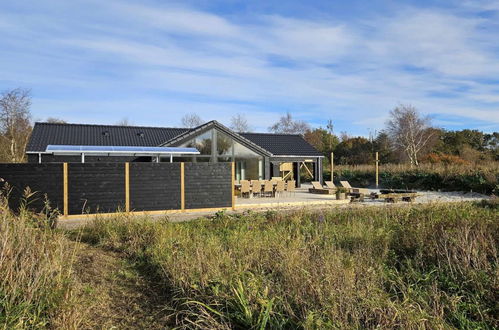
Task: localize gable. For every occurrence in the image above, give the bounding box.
[163,121,272,157]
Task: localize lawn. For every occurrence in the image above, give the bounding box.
[1,199,498,328]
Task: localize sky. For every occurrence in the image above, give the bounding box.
[0,0,498,136]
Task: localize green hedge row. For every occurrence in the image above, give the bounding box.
[328,169,498,195]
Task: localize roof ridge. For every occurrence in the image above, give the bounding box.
[241,132,302,136]
[34,122,189,130]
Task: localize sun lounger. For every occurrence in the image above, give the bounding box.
[339,181,369,195]
[324,181,337,191]
[309,181,335,194]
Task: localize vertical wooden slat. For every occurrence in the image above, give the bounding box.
[231,162,235,210]
[125,162,130,212]
[63,163,68,217]
[375,151,379,188]
[331,152,334,182]
[180,162,185,211]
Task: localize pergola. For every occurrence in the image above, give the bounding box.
[32,145,200,163]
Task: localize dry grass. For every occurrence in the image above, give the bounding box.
[333,162,499,194]
[78,203,499,329]
[336,161,499,175]
[1,185,497,328]
[0,196,81,329]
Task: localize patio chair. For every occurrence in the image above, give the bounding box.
[339,181,369,195]
[286,180,296,197]
[263,180,274,197]
[309,181,335,194]
[251,180,262,197]
[275,180,285,198]
[240,180,251,198]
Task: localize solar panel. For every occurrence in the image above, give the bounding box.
[45,145,199,154]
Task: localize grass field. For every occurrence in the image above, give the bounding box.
[1,198,498,328]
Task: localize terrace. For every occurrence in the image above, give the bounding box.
[235,183,350,209]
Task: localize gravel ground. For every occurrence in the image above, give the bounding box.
[361,189,492,204]
[58,189,494,230]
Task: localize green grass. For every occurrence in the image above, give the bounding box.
[77,203,498,329]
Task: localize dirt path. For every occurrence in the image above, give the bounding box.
[72,243,173,329]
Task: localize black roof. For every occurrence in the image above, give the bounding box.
[241,133,322,157]
[26,122,189,152]
[27,122,323,157]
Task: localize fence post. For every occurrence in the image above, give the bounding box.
[375,152,379,188]
[125,162,130,212]
[331,152,334,182]
[231,162,235,210]
[63,163,68,217]
[180,162,185,211]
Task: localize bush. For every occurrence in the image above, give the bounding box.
[331,163,499,195]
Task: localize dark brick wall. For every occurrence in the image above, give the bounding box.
[0,163,63,213]
[68,163,125,214]
[130,163,181,211]
[1,162,232,215]
[184,163,232,209]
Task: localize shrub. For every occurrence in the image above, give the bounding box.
[332,163,499,195]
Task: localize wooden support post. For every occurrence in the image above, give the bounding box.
[63,163,68,217]
[125,162,130,212]
[180,162,185,211]
[231,162,235,210]
[331,152,334,182]
[375,151,379,188]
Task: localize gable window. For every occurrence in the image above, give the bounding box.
[178,128,264,180]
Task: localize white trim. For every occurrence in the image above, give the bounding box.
[271,155,325,158]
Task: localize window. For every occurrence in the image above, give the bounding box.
[180,129,213,155]
[179,128,264,180]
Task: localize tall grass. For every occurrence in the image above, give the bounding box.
[0,194,80,329]
[79,203,498,329]
[331,162,499,194]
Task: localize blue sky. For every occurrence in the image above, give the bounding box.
[1,0,498,135]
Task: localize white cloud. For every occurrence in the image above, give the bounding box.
[1,0,498,134]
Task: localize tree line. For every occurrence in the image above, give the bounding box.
[1,87,497,165]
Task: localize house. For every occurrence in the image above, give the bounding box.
[26,120,324,186]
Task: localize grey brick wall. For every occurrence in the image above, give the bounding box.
[0,162,232,215]
[184,163,232,209]
[0,163,63,213]
[68,163,125,214]
[130,163,181,211]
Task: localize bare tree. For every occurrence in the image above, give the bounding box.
[268,112,310,135]
[230,114,251,132]
[46,117,67,124]
[116,118,133,126]
[181,113,204,128]
[0,88,32,163]
[386,104,434,167]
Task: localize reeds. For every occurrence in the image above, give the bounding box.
[333,162,499,194]
[0,193,80,329]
